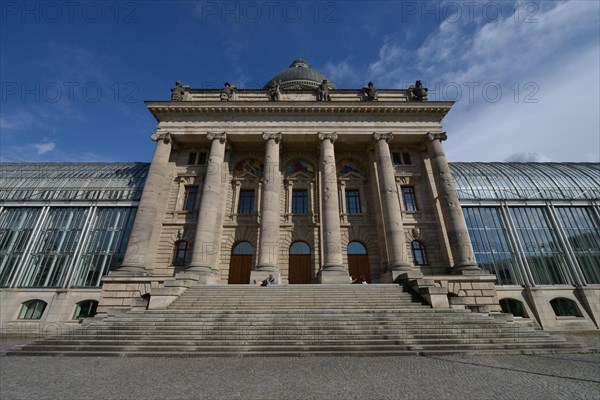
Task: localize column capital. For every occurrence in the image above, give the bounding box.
[426,131,447,142]
[373,132,393,143]
[318,132,338,143]
[262,132,282,143]
[150,131,171,144]
[207,132,227,143]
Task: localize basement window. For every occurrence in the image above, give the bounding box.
[74,300,98,320]
[18,300,47,320]
[550,298,581,317]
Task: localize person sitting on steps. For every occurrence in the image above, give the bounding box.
[259,274,275,286]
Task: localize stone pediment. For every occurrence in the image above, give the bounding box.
[286,171,314,180]
[339,171,365,180]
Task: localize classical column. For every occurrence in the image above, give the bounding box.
[187,132,227,282]
[115,132,172,275]
[252,132,282,282]
[373,133,413,278]
[426,132,481,274]
[318,132,348,283]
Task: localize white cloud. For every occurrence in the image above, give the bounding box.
[324,59,361,86]
[33,141,56,155]
[368,1,600,162]
[0,111,40,132]
[504,152,553,163]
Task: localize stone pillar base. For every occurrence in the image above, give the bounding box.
[318,266,349,284]
[453,266,485,275]
[392,270,424,283]
[109,266,148,276]
[178,269,219,285]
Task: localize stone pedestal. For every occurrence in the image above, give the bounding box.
[317,132,348,283]
[113,132,172,276]
[427,132,481,274]
[373,133,413,278]
[187,132,227,283]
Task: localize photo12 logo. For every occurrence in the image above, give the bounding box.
[400,1,539,24]
[1,1,140,24]
[198,1,339,23]
[1,81,140,104]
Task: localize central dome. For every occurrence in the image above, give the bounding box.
[263,58,336,90]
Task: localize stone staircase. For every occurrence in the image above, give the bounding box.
[6,284,583,356]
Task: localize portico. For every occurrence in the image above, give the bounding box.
[98,58,499,314]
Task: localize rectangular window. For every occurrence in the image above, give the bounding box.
[392,152,412,165]
[183,186,199,212]
[187,152,207,165]
[345,190,362,214]
[292,189,308,214]
[401,152,412,165]
[238,190,255,214]
[401,186,418,211]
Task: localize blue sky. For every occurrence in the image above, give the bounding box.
[1,0,599,163]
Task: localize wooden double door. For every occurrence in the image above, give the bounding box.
[348,254,371,283]
[229,242,253,284]
[289,242,312,284]
[228,254,252,284]
[347,241,371,283]
[288,254,311,284]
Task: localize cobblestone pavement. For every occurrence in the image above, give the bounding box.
[1,337,599,400]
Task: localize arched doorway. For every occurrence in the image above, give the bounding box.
[289,242,312,284]
[347,241,370,283]
[229,242,253,284]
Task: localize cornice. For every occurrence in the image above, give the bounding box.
[145,101,454,119]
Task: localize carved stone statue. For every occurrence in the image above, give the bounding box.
[409,80,428,102]
[220,82,236,101]
[267,80,281,101]
[316,79,331,102]
[170,80,185,101]
[362,81,378,101]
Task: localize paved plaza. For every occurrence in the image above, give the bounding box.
[1,335,599,400]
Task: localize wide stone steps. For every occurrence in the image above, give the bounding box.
[6,284,583,356]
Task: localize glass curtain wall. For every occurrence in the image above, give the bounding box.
[555,207,600,284]
[71,207,137,287]
[463,207,524,285]
[0,207,42,286]
[509,207,575,284]
[18,207,88,287]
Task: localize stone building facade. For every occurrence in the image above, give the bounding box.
[99,59,500,314]
[1,60,598,333]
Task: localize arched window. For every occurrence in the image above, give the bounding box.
[550,298,580,317]
[347,241,367,255]
[172,240,189,266]
[290,241,310,255]
[18,300,47,320]
[336,159,364,175]
[411,240,428,265]
[74,300,98,320]
[232,242,253,255]
[285,159,315,175]
[499,298,527,317]
[234,159,264,176]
